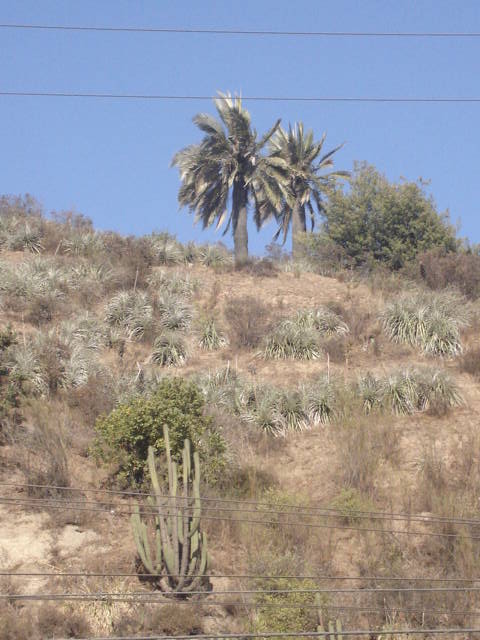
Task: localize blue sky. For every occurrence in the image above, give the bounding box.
[1,1,479,254]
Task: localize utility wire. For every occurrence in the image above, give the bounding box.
[3,492,478,528]
[2,496,478,540]
[31,629,480,639]
[1,91,479,104]
[2,24,480,38]
[0,595,479,617]
[3,572,478,583]
[2,482,478,527]
[5,586,480,597]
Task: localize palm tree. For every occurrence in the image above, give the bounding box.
[268,122,348,259]
[172,93,289,265]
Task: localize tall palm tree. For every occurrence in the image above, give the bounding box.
[172,93,289,265]
[269,122,348,259]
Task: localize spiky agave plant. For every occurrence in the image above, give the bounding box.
[414,368,463,414]
[104,291,154,341]
[356,373,384,415]
[157,293,192,331]
[196,364,241,411]
[382,370,419,416]
[198,317,228,350]
[240,385,283,436]
[60,312,107,352]
[199,244,233,268]
[149,232,184,265]
[273,389,309,434]
[381,291,470,357]
[63,231,104,257]
[305,379,337,425]
[7,342,48,396]
[296,307,349,337]
[150,333,188,367]
[263,320,322,360]
[147,268,196,297]
[9,222,44,254]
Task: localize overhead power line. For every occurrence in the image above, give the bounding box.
[2,496,479,540]
[2,24,480,38]
[3,571,478,583]
[0,91,479,104]
[1,594,479,617]
[2,482,480,527]
[36,629,480,639]
[5,586,480,598]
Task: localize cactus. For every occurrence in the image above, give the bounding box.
[131,425,210,593]
[327,620,343,640]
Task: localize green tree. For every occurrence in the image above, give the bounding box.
[322,162,457,269]
[172,93,289,265]
[269,123,348,259]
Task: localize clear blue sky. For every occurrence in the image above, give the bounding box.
[1,1,479,254]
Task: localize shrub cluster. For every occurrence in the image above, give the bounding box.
[94,376,226,485]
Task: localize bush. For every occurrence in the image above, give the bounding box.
[459,348,480,379]
[224,296,273,349]
[323,162,456,269]
[93,377,222,485]
[381,290,470,356]
[150,332,188,366]
[36,603,91,637]
[416,248,480,300]
[252,577,318,637]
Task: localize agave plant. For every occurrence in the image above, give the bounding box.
[263,320,322,360]
[60,312,107,351]
[198,317,228,350]
[7,343,48,395]
[197,364,242,411]
[9,222,44,254]
[356,373,384,414]
[149,232,184,265]
[157,293,192,331]
[199,244,233,267]
[273,389,308,434]
[382,370,419,416]
[305,379,337,425]
[381,291,470,357]
[150,333,188,366]
[241,386,282,436]
[69,262,114,289]
[63,231,105,257]
[414,368,463,414]
[147,268,196,297]
[104,291,154,341]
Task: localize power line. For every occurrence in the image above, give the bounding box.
[31,629,480,639]
[3,482,478,527]
[0,91,479,104]
[2,572,478,582]
[3,492,478,528]
[0,594,479,617]
[5,586,480,598]
[2,496,478,540]
[2,24,480,38]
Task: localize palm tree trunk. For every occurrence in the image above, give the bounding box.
[292,199,306,260]
[232,180,249,266]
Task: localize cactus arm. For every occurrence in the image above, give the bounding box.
[131,508,155,574]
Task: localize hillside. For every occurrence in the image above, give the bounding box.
[1,209,480,639]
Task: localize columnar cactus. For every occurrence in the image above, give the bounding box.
[131,425,210,593]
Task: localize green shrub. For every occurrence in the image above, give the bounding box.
[329,488,376,524]
[93,377,222,485]
[252,577,318,638]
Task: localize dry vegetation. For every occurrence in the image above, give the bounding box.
[2,197,480,638]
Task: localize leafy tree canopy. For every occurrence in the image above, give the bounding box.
[322,162,457,269]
